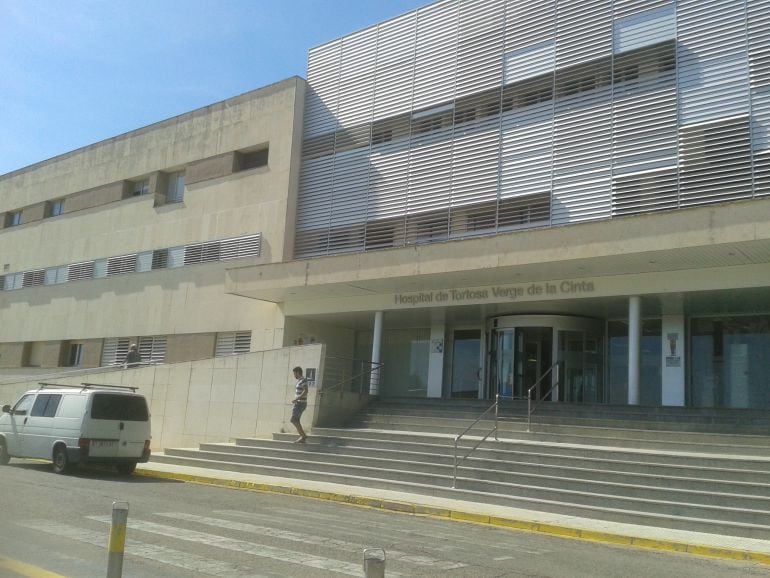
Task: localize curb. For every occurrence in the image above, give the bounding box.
[135,468,770,566]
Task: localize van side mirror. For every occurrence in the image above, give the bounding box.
[1,405,10,413]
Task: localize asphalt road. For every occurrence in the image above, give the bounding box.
[1,460,768,577]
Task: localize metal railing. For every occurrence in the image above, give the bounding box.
[316,356,383,398]
[527,361,561,432]
[452,395,500,488]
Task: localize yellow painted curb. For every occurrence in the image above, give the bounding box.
[135,468,770,566]
[0,556,67,578]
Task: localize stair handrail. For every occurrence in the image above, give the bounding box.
[316,358,383,397]
[452,394,500,489]
[527,361,561,432]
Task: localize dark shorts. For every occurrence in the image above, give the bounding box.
[291,401,307,423]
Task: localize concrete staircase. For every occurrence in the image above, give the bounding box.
[151,398,770,539]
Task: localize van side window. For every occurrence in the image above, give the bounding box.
[12,394,35,416]
[31,394,63,418]
[91,394,149,421]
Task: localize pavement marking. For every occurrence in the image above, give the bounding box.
[0,556,67,578]
[160,511,467,570]
[89,515,384,577]
[19,520,262,577]
[136,468,770,566]
[219,508,461,554]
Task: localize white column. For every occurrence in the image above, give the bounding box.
[369,311,384,396]
[427,324,445,398]
[661,315,685,406]
[628,296,642,405]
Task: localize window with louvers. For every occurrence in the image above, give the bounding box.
[22,269,45,288]
[67,261,95,281]
[101,338,131,366]
[107,254,137,276]
[215,331,252,357]
[138,336,166,364]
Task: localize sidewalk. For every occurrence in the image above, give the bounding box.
[136,457,770,565]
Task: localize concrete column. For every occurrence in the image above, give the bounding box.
[369,311,384,396]
[628,296,642,405]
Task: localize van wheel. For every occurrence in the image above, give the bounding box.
[116,462,137,476]
[0,440,9,465]
[52,445,71,474]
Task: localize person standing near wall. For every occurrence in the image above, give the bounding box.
[290,366,309,443]
[124,344,142,368]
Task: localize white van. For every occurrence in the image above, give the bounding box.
[0,383,151,475]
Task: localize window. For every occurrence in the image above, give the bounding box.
[22,269,45,288]
[6,211,22,227]
[12,394,35,416]
[106,254,138,276]
[165,171,185,203]
[132,179,150,196]
[101,338,130,366]
[68,343,84,367]
[67,261,95,281]
[45,199,65,218]
[91,394,148,421]
[236,148,269,171]
[138,336,166,364]
[31,394,62,417]
[151,248,169,270]
[215,331,252,357]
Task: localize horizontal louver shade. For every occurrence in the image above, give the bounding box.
[215,331,252,357]
[2,233,261,292]
[138,336,166,364]
[101,338,130,366]
[294,0,768,259]
[107,254,137,276]
[68,261,95,282]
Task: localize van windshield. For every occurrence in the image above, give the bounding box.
[91,393,149,421]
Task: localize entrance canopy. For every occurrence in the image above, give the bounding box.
[225,198,770,324]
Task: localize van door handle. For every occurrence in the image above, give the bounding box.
[119,422,124,431]
[24,417,28,425]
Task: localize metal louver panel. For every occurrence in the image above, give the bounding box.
[505,0,555,52]
[556,0,612,68]
[613,3,675,53]
[220,234,261,260]
[305,40,342,138]
[372,12,416,121]
[101,338,130,366]
[106,254,137,276]
[67,261,95,282]
[412,0,458,111]
[612,37,678,215]
[337,28,377,128]
[456,0,504,97]
[215,331,252,357]
[138,336,166,364]
[748,0,770,196]
[677,0,750,124]
[22,269,45,288]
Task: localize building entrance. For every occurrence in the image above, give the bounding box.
[487,315,605,403]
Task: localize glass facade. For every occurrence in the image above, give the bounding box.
[607,319,662,406]
[690,315,770,409]
[380,328,430,398]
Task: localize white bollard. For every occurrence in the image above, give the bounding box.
[363,547,386,578]
[107,501,129,578]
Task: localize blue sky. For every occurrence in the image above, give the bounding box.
[0,0,429,176]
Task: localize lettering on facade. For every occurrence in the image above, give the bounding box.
[394,280,595,306]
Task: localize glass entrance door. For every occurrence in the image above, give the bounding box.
[487,315,604,403]
[450,329,481,398]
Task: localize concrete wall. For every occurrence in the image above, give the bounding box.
[0,344,324,451]
[0,78,306,365]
